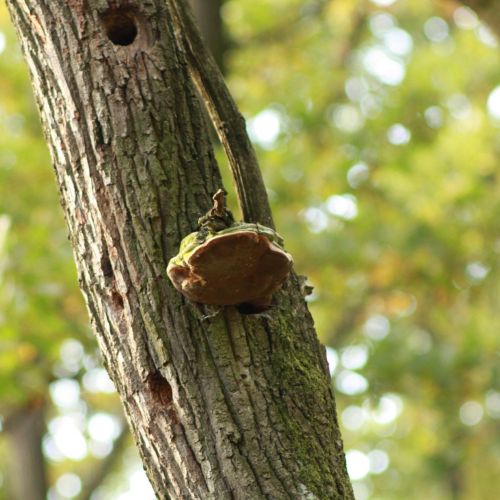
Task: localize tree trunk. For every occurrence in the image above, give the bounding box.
[6,1,353,498]
[4,403,47,500]
[189,0,226,71]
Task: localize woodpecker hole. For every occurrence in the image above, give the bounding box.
[147,372,173,407]
[102,8,138,46]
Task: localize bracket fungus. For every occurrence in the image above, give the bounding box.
[167,190,293,310]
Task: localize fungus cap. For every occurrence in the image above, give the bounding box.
[167,223,292,308]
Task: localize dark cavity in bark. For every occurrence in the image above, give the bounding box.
[102,7,138,46]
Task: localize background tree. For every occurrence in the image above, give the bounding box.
[4,0,353,499]
[1,0,499,499]
[189,0,226,70]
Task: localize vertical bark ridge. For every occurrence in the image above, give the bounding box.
[6,1,354,498]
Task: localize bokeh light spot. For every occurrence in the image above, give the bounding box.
[476,24,498,47]
[453,7,478,30]
[363,314,390,340]
[247,109,281,149]
[48,416,87,460]
[368,449,390,474]
[342,405,367,431]
[330,105,365,133]
[387,124,411,145]
[88,412,122,443]
[372,394,403,424]
[49,379,81,409]
[485,390,500,419]
[371,0,398,6]
[466,261,490,282]
[363,47,405,85]
[424,17,449,43]
[424,106,444,128]
[346,450,370,480]
[487,86,500,120]
[345,77,369,102]
[302,207,328,233]
[82,368,116,393]
[56,473,82,499]
[336,370,369,395]
[460,401,484,426]
[325,346,339,376]
[347,162,370,188]
[341,345,369,370]
[447,93,471,120]
[326,194,358,220]
[383,28,413,56]
[369,13,396,37]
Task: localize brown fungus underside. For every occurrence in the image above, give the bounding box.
[167,190,293,309]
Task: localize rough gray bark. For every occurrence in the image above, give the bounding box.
[4,404,47,500]
[6,1,353,498]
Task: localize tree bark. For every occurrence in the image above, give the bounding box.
[6,1,353,498]
[4,403,47,500]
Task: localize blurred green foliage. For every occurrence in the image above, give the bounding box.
[0,0,499,499]
[0,9,88,408]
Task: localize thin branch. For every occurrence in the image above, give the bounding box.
[166,0,275,228]
[188,0,227,72]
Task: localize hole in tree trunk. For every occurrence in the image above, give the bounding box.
[147,372,173,406]
[102,8,138,46]
[110,289,124,310]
